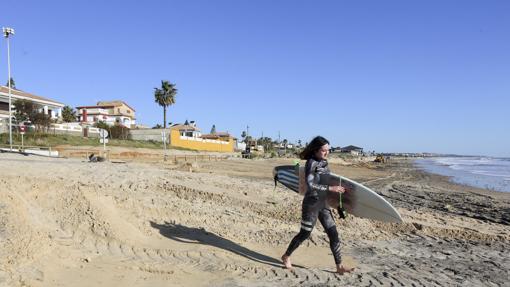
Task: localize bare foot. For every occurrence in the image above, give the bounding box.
[281,254,292,269]
[336,264,354,274]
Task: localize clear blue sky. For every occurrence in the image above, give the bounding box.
[1,0,509,157]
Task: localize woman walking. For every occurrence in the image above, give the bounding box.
[282,136,354,274]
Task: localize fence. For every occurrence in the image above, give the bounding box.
[49,124,101,138]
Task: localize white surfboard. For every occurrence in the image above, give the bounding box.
[273,165,403,223]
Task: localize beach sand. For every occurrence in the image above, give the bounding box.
[0,152,508,286]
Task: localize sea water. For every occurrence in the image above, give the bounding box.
[415,157,510,192]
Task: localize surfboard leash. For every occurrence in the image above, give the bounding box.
[338,192,348,219]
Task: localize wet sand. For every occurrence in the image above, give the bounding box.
[0,153,508,286]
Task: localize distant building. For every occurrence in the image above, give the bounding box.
[0,86,64,121]
[76,100,136,128]
[169,121,235,152]
[171,121,201,138]
[340,145,364,155]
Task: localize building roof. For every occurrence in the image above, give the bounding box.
[341,145,363,151]
[97,100,136,112]
[0,86,65,107]
[171,124,201,131]
[201,132,231,138]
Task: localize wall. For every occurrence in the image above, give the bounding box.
[49,123,101,138]
[130,128,170,142]
[169,129,234,152]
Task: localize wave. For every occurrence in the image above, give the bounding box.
[415,157,510,192]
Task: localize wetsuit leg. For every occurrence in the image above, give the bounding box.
[285,196,320,257]
[318,208,341,265]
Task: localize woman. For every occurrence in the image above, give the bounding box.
[281,136,354,274]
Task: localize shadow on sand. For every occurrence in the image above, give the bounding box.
[150,221,289,268]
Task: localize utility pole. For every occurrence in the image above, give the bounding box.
[3,27,15,150]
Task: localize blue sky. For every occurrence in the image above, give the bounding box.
[1,0,509,156]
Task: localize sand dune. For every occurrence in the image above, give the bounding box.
[0,153,508,286]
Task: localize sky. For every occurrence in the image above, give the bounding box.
[1,0,509,157]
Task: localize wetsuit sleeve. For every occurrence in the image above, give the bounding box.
[305,160,329,196]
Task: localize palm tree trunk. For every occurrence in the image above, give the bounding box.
[163,106,167,129]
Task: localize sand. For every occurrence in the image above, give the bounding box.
[0,152,508,286]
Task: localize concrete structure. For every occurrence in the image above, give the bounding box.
[0,86,64,121]
[130,128,170,142]
[77,100,136,128]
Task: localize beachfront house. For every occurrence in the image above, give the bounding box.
[171,121,201,138]
[76,100,136,128]
[0,85,65,124]
[169,122,235,152]
[340,145,364,155]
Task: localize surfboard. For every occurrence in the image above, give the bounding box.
[273,165,403,223]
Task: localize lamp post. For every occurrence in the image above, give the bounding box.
[3,27,15,150]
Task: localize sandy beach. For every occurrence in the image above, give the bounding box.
[0,152,508,286]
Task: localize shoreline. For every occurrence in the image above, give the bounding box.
[413,157,510,193]
[0,153,508,286]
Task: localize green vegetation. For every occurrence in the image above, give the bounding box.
[61,106,77,122]
[13,99,52,132]
[0,133,191,150]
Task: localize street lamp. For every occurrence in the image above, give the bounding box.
[3,27,15,150]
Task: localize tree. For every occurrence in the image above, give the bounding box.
[13,99,52,132]
[13,99,35,124]
[210,124,216,134]
[154,80,177,129]
[94,121,109,130]
[241,131,246,139]
[152,124,163,129]
[5,77,15,89]
[61,105,77,122]
[32,112,51,133]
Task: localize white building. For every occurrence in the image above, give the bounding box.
[76,100,136,128]
[0,85,64,121]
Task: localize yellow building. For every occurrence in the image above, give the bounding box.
[169,123,235,152]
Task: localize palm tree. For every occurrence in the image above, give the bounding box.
[154,80,177,128]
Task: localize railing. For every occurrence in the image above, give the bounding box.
[170,154,228,162]
[55,146,229,162]
[0,144,58,157]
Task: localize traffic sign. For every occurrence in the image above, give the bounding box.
[99,129,109,139]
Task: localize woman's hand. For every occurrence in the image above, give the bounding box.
[329,185,346,193]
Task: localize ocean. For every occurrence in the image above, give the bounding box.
[414,157,510,192]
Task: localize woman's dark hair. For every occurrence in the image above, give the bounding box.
[299,136,330,160]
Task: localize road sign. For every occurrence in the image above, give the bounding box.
[99,129,109,139]
[100,138,109,144]
[19,125,26,134]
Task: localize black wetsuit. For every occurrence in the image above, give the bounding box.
[284,157,342,264]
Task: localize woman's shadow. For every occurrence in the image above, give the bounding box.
[150,221,299,269]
